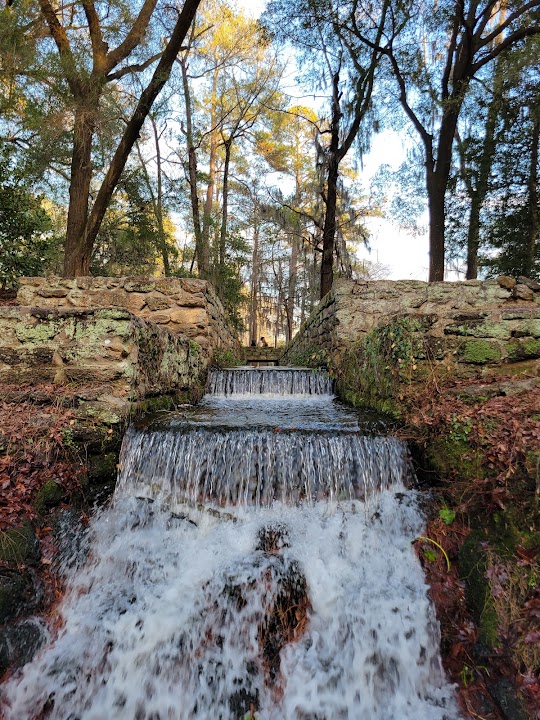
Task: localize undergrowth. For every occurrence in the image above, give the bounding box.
[403,380,540,719]
[336,316,431,415]
[211,348,242,368]
[0,384,86,530]
[287,345,329,368]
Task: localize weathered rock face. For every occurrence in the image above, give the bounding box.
[16,276,237,355]
[282,277,540,384]
[0,306,205,421]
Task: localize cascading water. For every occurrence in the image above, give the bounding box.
[1,367,461,720]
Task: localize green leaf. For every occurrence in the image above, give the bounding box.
[439,507,456,525]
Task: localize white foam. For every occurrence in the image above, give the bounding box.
[1,495,460,720]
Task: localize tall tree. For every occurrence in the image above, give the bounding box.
[257,106,324,337]
[178,20,208,275]
[135,109,176,276]
[178,1,282,286]
[446,36,540,279]
[215,53,282,287]
[37,0,201,277]
[479,73,540,279]
[456,58,505,278]
[263,0,388,298]
[343,0,540,280]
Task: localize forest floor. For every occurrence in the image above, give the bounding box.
[0,384,87,531]
[400,376,540,720]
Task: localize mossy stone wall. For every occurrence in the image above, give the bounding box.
[282,277,540,414]
[17,276,238,356]
[0,307,205,421]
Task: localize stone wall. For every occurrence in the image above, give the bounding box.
[282,277,540,379]
[17,276,237,356]
[0,306,205,422]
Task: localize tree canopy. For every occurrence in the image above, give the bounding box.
[1,0,539,338]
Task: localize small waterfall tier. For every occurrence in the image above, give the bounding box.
[116,426,408,506]
[116,367,406,507]
[207,367,334,396]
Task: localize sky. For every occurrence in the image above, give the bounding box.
[357,132,430,281]
[237,0,432,281]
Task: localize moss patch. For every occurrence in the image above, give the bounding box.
[34,479,64,515]
[507,338,540,360]
[0,571,29,623]
[211,348,242,368]
[334,316,432,416]
[426,435,483,481]
[459,531,499,647]
[14,319,63,344]
[88,453,118,482]
[459,339,502,364]
[286,346,329,369]
[65,318,132,360]
[447,321,512,339]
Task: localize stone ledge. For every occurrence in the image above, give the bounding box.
[16,276,238,358]
[282,277,540,386]
[0,306,205,422]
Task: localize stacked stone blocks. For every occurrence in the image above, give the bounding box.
[16,276,237,354]
[282,277,540,378]
[0,306,205,422]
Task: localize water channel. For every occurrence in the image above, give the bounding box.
[1,367,461,719]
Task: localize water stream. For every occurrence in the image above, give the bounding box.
[0,367,461,719]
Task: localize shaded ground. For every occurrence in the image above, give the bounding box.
[0,382,121,680]
[400,377,540,719]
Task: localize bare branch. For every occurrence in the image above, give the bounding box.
[106,52,163,81]
[386,49,433,161]
[37,0,82,96]
[472,0,498,40]
[473,24,540,72]
[105,0,158,72]
[477,0,540,48]
[261,103,324,134]
[441,12,460,100]
[82,0,108,72]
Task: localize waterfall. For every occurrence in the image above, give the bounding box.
[115,427,409,506]
[0,368,461,720]
[206,367,334,396]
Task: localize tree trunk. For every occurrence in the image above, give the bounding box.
[525,114,539,277]
[180,54,206,275]
[300,245,308,325]
[63,103,97,277]
[72,0,201,277]
[320,70,341,299]
[286,233,298,342]
[202,69,219,259]
[320,153,339,298]
[150,116,170,276]
[465,191,481,280]
[311,238,319,308]
[466,61,503,279]
[286,174,300,342]
[249,222,260,344]
[218,139,232,280]
[427,105,462,282]
[427,169,446,281]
